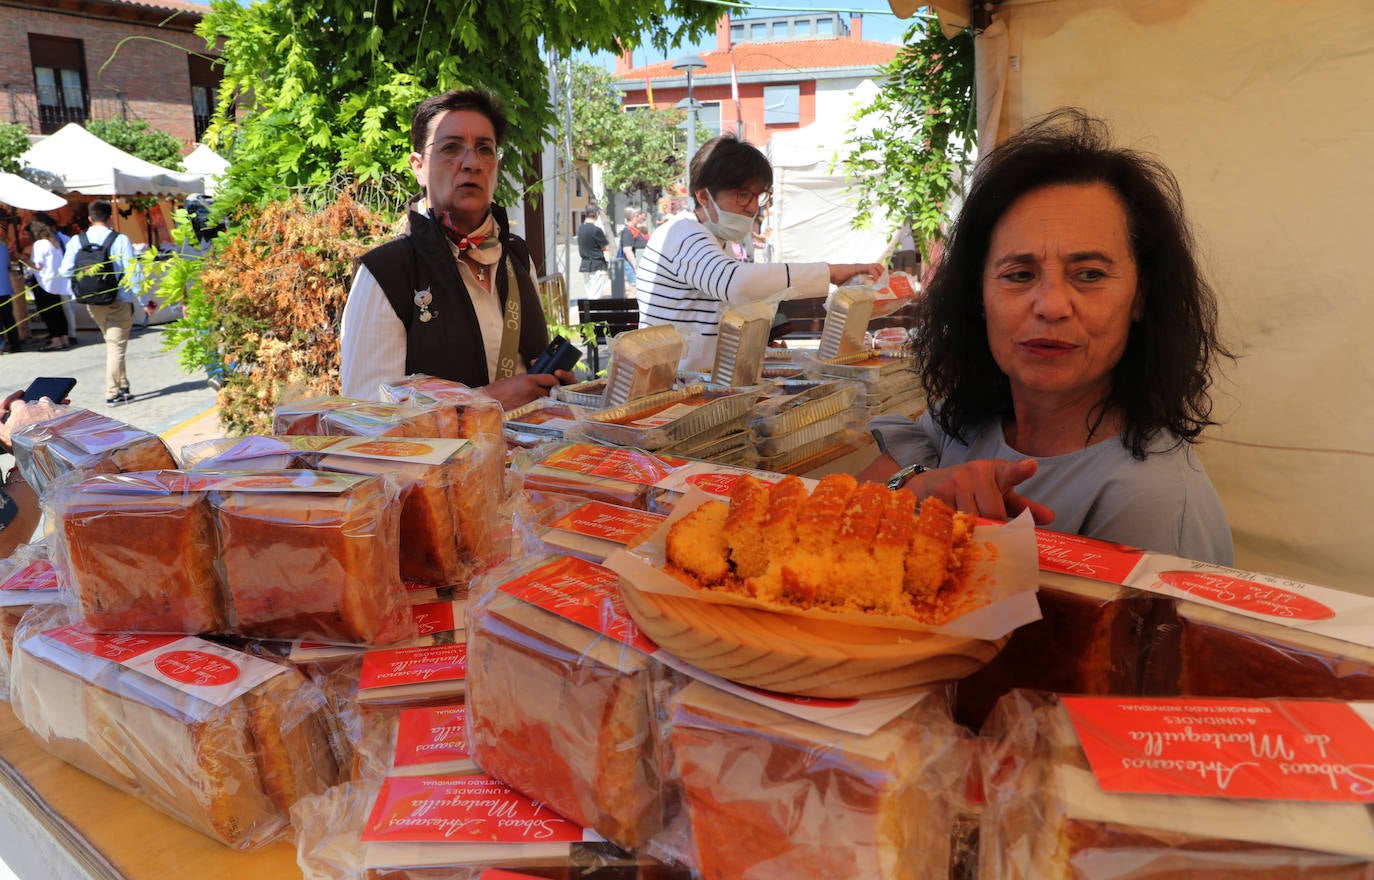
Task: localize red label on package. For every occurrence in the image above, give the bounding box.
[541,443,688,485]
[1157,571,1336,621]
[153,650,240,687]
[43,627,182,662]
[362,775,587,843]
[0,560,58,592]
[359,643,468,691]
[549,501,665,544]
[499,556,656,654]
[412,600,457,635]
[684,472,745,496]
[394,704,469,768]
[1064,697,1374,802]
[1036,529,1145,584]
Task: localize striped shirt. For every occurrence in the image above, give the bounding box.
[636,214,829,371]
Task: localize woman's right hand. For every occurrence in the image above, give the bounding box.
[827,262,885,286]
[904,458,1056,525]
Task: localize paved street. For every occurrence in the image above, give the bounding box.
[2,317,221,450]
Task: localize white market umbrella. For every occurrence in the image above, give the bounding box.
[19,123,204,196]
[0,172,66,211]
[182,143,230,196]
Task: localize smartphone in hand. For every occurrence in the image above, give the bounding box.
[529,336,581,376]
[22,376,77,403]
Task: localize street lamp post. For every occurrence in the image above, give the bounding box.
[671,53,707,175]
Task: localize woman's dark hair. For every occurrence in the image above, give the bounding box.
[916,108,1233,459]
[688,134,773,208]
[410,88,508,152]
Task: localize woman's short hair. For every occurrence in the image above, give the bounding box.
[688,134,773,208]
[25,219,53,242]
[410,88,508,153]
[916,108,1232,458]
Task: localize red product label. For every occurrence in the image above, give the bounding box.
[684,472,744,496]
[358,643,468,690]
[1064,697,1374,802]
[1036,529,1144,584]
[412,601,457,635]
[394,704,469,768]
[550,501,665,543]
[43,627,182,662]
[153,649,240,687]
[542,443,688,485]
[362,775,585,843]
[499,556,657,654]
[0,560,58,592]
[1157,571,1336,621]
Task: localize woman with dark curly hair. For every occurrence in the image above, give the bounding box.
[859,109,1235,564]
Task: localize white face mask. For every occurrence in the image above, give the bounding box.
[701,191,754,244]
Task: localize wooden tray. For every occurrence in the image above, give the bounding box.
[618,579,1004,699]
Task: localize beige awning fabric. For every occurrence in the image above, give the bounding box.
[974,19,1010,153]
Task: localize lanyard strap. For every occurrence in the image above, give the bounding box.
[493,258,522,381]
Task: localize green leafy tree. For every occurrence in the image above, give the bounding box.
[198,0,732,211]
[0,122,30,174]
[845,14,976,258]
[86,118,186,169]
[569,61,685,204]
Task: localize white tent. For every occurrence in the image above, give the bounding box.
[766,79,891,265]
[19,123,204,196]
[182,143,230,196]
[0,172,65,211]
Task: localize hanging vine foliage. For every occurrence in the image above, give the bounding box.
[845,14,976,259]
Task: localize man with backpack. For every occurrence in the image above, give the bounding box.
[60,200,143,405]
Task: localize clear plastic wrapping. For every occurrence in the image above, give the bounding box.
[711,301,774,387]
[45,470,415,645]
[817,288,876,360]
[505,398,591,441]
[0,541,64,700]
[376,374,507,493]
[291,779,679,880]
[979,690,1374,879]
[8,608,341,849]
[11,407,176,493]
[273,395,462,440]
[602,325,685,409]
[519,443,692,511]
[466,555,669,853]
[662,682,971,880]
[551,378,611,409]
[346,702,477,782]
[578,385,760,451]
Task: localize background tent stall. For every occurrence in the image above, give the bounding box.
[182,143,230,197]
[766,79,892,266]
[922,0,1374,595]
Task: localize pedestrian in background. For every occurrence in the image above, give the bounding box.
[577,204,610,298]
[60,199,142,405]
[26,219,73,350]
[618,207,647,297]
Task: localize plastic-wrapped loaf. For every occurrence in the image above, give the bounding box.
[177,434,333,471]
[9,614,341,849]
[209,470,411,644]
[521,442,692,511]
[272,395,359,434]
[1143,594,1374,700]
[11,407,175,493]
[980,690,1374,878]
[377,376,507,493]
[46,470,227,634]
[293,779,683,880]
[0,542,64,700]
[602,325,684,409]
[347,702,477,782]
[466,555,667,852]
[664,682,970,880]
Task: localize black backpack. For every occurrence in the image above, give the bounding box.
[72,232,122,305]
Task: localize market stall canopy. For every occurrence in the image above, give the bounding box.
[19,123,204,196]
[0,172,66,211]
[182,143,229,196]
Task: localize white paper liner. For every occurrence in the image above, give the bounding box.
[605,487,1041,641]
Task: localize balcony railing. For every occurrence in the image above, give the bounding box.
[4,86,134,135]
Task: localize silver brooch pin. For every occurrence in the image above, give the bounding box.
[414,289,435,323]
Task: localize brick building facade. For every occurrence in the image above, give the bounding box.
[0,0,217,151]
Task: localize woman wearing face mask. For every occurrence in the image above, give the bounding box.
[637,135,882,371]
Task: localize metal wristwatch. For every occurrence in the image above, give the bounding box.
[886,462,929,491]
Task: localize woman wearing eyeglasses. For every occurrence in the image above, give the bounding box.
[637,134,883,371]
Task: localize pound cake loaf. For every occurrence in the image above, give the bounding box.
[466,559,664,852]
[665,473,986,623]
[47,471,226,633]
[10,624,340,848]
[210,471,411,644]
[12,407,176,493]
[979,690,1374,879]
[667,682,969,880]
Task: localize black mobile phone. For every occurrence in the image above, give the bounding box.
[529,335,581,375]
[22,376,77,403]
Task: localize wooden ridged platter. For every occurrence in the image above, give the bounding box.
[618,579,1005,699]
